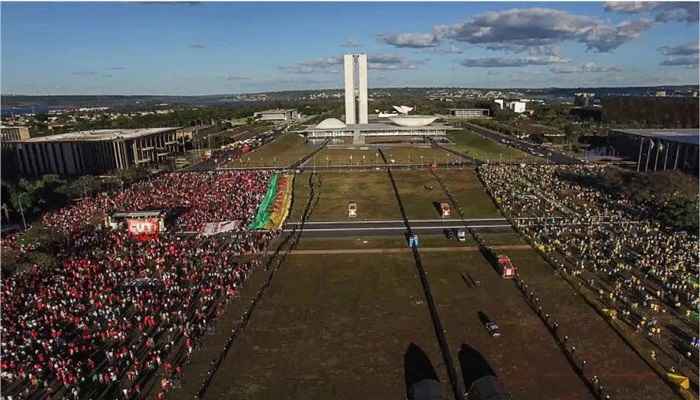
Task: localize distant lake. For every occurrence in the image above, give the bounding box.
[1,104,50,117]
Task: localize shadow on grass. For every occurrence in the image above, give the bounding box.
[404,343,442,400]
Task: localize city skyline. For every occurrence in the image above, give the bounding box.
[2,1,699,95]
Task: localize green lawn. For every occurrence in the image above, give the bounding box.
[420,251,592,400]
[433,169,503,218]
[290,171,401,221]
[226,133,315,168]
[382,147,462,165]
[447,130,529,161]
[294,232,525,251]
[295,234,469,250]
[309,146,462,167]
[196,253,447,400]
[179,250,595,400]
[310,147,385,167]
[289,168,502,222]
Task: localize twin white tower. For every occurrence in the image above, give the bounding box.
[344,54,368,125]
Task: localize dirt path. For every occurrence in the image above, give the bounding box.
[276,244,531,255]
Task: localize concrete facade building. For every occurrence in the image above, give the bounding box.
[1,126,30,141]
[448,109,490,118]
[10,127,181,177]
[344,54,368,124]
[506,101,526,114]
[574,93,595,107]
[608,128,699,175]
[303,121,453,145]
[296,53,446,145]
[253,109,299,121]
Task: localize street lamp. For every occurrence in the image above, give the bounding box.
[17,194,27,230]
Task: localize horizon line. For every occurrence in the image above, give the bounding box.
[2,83,699,98]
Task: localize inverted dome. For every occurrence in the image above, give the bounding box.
[315,118,347,129]
[388,115,438,127]
[392,105,414,115]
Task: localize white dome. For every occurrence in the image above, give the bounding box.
[388,115,438,127]
[315,118,347,129]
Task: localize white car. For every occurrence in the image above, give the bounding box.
[457,229,467,242]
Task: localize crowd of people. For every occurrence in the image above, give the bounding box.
[479,163,699,385]
[189,135,272,172]
[1,170,279,399]
[41,170,272,235]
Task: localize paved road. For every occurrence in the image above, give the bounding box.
[285,218,513,237]
[463,122,582,164]
[274,244,531,255]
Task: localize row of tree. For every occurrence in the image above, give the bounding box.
[559,168,699,233]
[601,96,699,128]
[2,169,150,227]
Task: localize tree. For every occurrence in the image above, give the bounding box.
[118,167,150,185]
[8,175,68,219]
[658,197,699,233]
[58,175,102,198]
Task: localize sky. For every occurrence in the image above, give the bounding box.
[1,1,699,95]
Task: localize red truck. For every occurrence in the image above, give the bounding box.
[497,255,517,279]
[440,202,451,218]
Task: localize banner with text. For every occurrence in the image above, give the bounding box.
[127,218,160,241]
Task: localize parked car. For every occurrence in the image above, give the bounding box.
[485,321,501,337]
[457,229,467,242]
[478,311,501,337]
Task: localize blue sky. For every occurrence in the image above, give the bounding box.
[2,2,698,95]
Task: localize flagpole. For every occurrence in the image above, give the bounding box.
[645,139,653,172]
[636,138,644,172]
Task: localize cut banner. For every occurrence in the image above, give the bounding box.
[127,218,160,241]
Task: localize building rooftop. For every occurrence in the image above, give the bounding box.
[612,128,699,146]
[254,108,296,114]
[302,121,457,132]
[19,127,180,143]
[315,118,346,129]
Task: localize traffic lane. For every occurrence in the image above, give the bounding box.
[285,224,513,237]
[286,218,507,228]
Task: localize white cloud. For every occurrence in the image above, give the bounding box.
[604,2,699,23]
[460,55,569,68]
[658,41,699,67]
[659,41,700,56]
[380,32,440,48]
[340,38,361,48]
[550,62,623,74]
[604,2,658,13]
[429,45,464,55]
[381,7,654,53]
[281,54,427,74]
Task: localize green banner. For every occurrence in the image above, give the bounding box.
[248,174,279,230]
